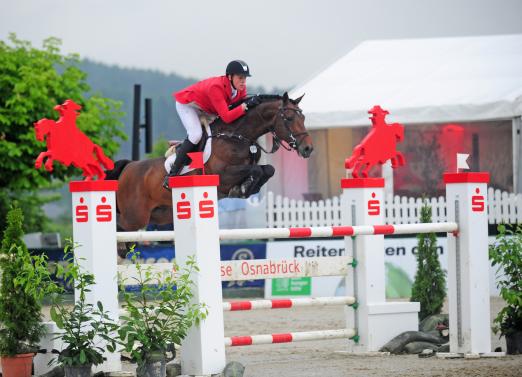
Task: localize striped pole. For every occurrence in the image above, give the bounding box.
[223,296,356,311]
[224,328,356,347]
[116,222,458,243]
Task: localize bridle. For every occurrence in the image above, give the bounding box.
[273,103,309,151]
[210,98,309,156]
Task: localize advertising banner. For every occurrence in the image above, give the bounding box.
[265,236,500,298]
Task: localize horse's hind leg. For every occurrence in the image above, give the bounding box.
[89,162,106,180]
[119,204,152,232]
[149,206,174,226]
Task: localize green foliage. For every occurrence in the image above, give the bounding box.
[50,241,118,367]
[146,136,169,159]
[489,224,522,337]
[410,202,446,321]
[0,34,127,236]
[0,206,58,356]
[0,189,61,238]
[0,33,126,191]
[118,251,207,369]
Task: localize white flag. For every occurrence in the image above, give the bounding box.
[457,153,470,170]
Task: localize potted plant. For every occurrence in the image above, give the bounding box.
[0,206,58,377]
[50,241,119,377]
[118,252,207,377]
[489,223,522,354]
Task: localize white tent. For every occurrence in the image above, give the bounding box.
[291,34,522,128]
[289,34,522,193]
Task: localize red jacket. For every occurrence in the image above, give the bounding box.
[174,75,247,124]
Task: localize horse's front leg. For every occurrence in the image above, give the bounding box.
[245,165,275,196]
[35,151,50,169]
[224,165,263,199]
[345,146,363,169]
[44,155,54,172]
[395,151,405,166]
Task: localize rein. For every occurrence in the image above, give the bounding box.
[210,98,308,158]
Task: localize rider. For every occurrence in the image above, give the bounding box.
[163,60,261,188]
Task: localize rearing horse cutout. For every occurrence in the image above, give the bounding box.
[107,92,313,231]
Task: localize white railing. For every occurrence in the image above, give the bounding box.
[266,188,522,228]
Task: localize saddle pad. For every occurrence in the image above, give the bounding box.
[164,123,212,174]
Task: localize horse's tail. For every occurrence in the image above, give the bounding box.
[93,145,115,170]
[105,159,131,181]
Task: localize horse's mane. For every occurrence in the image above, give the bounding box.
[211,93,297,134]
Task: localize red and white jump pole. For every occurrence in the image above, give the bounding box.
[116,222,458,243]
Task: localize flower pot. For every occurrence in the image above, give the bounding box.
[136,352,166,377]
[64,364,93,377]
[506,330,522,355]
[0,353,34,377]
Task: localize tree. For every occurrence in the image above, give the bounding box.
[0,34,127,235]
[146,136,170,159]
[410,201,446,320]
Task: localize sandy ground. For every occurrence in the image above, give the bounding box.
[42,297,522,377]
[221,296,521,377]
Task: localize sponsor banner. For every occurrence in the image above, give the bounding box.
[266,237,500,299]
[129,243,267,289]
[265,240,347,298]
[220,256,350,281]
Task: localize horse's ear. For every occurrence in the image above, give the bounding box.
[294,93,305,105]
[282,92,289,103]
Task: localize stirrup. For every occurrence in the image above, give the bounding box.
[162,175,171,190]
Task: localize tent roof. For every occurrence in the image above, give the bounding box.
[290,34,522,129]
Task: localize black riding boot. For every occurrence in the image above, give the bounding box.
[162,139,197,189]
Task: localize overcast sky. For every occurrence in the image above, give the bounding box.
[1,0,522,90]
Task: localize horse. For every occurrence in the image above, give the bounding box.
[34,99,114,180]
[106,92,313,231]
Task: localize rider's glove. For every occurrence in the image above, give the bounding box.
[244,95,261,110]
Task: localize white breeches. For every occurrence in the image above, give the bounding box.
[176,101,205,144]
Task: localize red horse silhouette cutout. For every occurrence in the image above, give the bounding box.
[345,106,405,178]
[34,99,114,180]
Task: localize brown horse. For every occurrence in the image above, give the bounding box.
[106,92,313,231]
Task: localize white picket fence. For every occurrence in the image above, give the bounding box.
[265,188,522,228]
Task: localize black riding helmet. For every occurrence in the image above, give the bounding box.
[226,60,251,77]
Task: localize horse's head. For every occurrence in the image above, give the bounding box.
[271,92,313,158]
[34,119,53,142]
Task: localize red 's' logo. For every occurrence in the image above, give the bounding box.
[96,196,112,222]
[472,188,485,212]
[75,197,88,223]
[176,193,191,219]
[368,192,380,216]
[199,192,214,218]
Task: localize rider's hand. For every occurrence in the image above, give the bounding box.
[241,103,248,111]
[244,95,261,110]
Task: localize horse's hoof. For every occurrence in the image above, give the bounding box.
[228,186,241,198]
[117,242,129,259]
